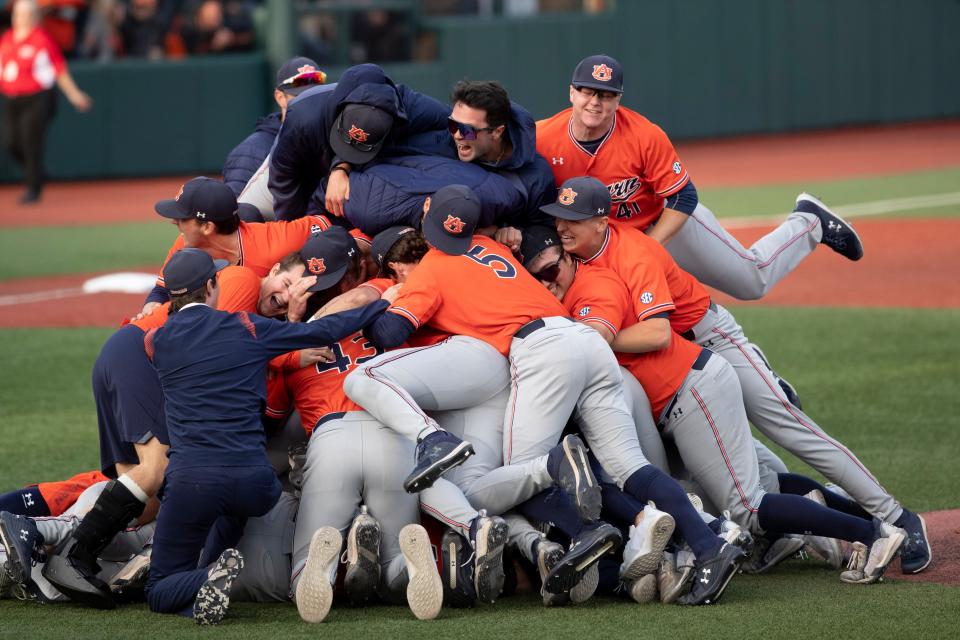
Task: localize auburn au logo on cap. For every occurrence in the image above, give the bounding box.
[592,64,613,82]
[297,64,316,74]
[348,125,369,143]
[307,257,326,275]
[558,187,578,206]
[443,215,465,234]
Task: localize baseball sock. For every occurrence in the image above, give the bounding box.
[598,482,646,526]
[758,493,875,545]
[777,473,872,520]
[623,466,721,558]
[519,488,585,539]
[0,487,49,517]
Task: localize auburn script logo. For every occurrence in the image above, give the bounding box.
[307,257,326,275]
[558,187,578,205]
[592,64,613,82]
[347,125,369,143]
[443,215,465,234]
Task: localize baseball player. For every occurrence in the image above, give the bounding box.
[545,175,931,576]
[535,54,864,301]
[0,470,108,518]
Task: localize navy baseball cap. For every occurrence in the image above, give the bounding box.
[163,248,228,295]
[329,103,393,166]
[519,225,562,270]
[371,225,416,269]
[540,176,611,221]
[422,184,481,255]
[276,56,326,96]
[299,226,358,292]
[571,54,624,94]
[155,177,238,222]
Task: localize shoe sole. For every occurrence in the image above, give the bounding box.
[0,518,29,585]
[660,565,691,604]
[901,514,932,574]
[474,519,508,604]
[538,544,566,606]
[544,528,620,594]
[403,442,475,493]
[296,527,341,623]
[569,562,599,604]
[559,436,602,523]
[627,573,658,604]
[344,518,381,605]
[193,550,243,626]
[400,524,443,620]
[620,513,676,581]
[844,530,907,585]
[742,537,806,574]
[108,552,152,591]
[797,192,864,261]
[40,553,117,610]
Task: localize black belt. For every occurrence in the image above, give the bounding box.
[680,301,717,341]
[314,411,346,431]
[514,318,546,340]
[658,348,713,430]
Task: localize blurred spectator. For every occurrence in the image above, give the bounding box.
[181,0,252,55]
[297,12,333,65]
[77,0,119,61]
[119,0,165,58]
[350,9,408,64]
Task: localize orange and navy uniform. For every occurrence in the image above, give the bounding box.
[581,224,710,335]
[537,106,689,230]
[137,265,261,333]
[562,262,700,418]
[35,470,110,517]
[385,236,567,356]
[155,215,333,288]
[362,277,449,348]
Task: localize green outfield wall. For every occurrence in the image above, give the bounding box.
[2,0,957,182]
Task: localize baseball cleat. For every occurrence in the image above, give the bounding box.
[404,430,475,493]
[678,543,745,606]
[717,511,753,551]
[740,534,805,574]
[343,506,381,605]
[795,192,863,261]
[840,521,906,585]
[657,551,691,604]
[619,506,675,582]
[800,491,843,569]
[193,548,243,626]
[440,529,477,608]
[544,522,622,594]
[470,513,508,604]
[569,562,599,604]
[399,524,443,620]
[686,493,704,512]
[535,538,570,606]
[107,548,152,603]
[548,435,602,523]
[296,527,341,623]
[0,511,44,587]
[897,511,932,574]
[626,573,658,604]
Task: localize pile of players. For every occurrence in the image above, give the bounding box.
[0,54,932,625]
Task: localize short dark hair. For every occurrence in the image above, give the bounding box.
[450,80,511,129]
[382,231,429,279]
[211,214,241,235]
[169,276,218,314]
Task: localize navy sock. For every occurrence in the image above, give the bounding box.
[599,482,646,527]
[519,488,585,539]
[596,555,621,595]
[624,466,721,558]
[758,493,875,544]
[0,486,50,517]
[777,473,872,520]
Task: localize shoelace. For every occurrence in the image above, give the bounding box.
[846,545,865,571]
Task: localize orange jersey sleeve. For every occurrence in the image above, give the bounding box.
[130,302,170,331]
[216,265,261,313]
[562,264,631,337]
[237,214,331,276]
[36,470,109,516]
[386,237,568,356]
[265,367,293,420]
[359,277,393,296]
[155,235,186,287]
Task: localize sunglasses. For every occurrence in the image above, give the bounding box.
[447,117,496,141]
[278,70,327,90]
[574,86,620,101]
[530,254,563,284]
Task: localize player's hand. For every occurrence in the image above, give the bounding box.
[381,283,402,303]
[495,226,523,252]
[286,275,318,323]
[70,90,93,113]
[325,168,351,217]
[299,347,335,367]
[131,301,160,322]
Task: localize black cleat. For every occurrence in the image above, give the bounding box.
[549,435,602,523]
[343,506,381,605]
[897,511,932,574]
[440,529,477,608]
[543,523,622,594]
[0,511,44,587]
[795,193,864,261]
[678,543,745,606]
[404,430,475,493]
[469,513,508,604]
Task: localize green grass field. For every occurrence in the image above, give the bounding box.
[1,165,958,636]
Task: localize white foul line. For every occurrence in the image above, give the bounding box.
[0,287,87,307]
[720,191,960,228]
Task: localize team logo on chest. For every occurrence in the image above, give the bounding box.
[592,64,613,82]
[307,257,326,274]
[347,125,369,143]
[443,215,465,234]
[607,177,641,203]
[558,187,578,205]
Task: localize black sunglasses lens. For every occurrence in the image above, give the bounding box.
[534,262,561,283]
[447,118,477,140]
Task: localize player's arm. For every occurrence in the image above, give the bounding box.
[646,181,699,245]
[310,282,382,320]
[249,300,390,357]
[610,315,672,353]
[364,268,440,349]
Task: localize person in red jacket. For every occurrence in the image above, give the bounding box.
[0,0,92,203]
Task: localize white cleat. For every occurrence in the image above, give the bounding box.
[400,524,443,620]
[296,527,341,623]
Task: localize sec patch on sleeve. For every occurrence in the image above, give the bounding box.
[640,292,654,304]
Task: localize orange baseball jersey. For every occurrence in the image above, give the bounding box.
[155,214,332,287]
[537,106,689,230]
[582,224,711,334]
[363,277,449,348]
[273,331,386,434]
[35,470,110,517]
[562,263,699,417]
[386,235,568,356]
